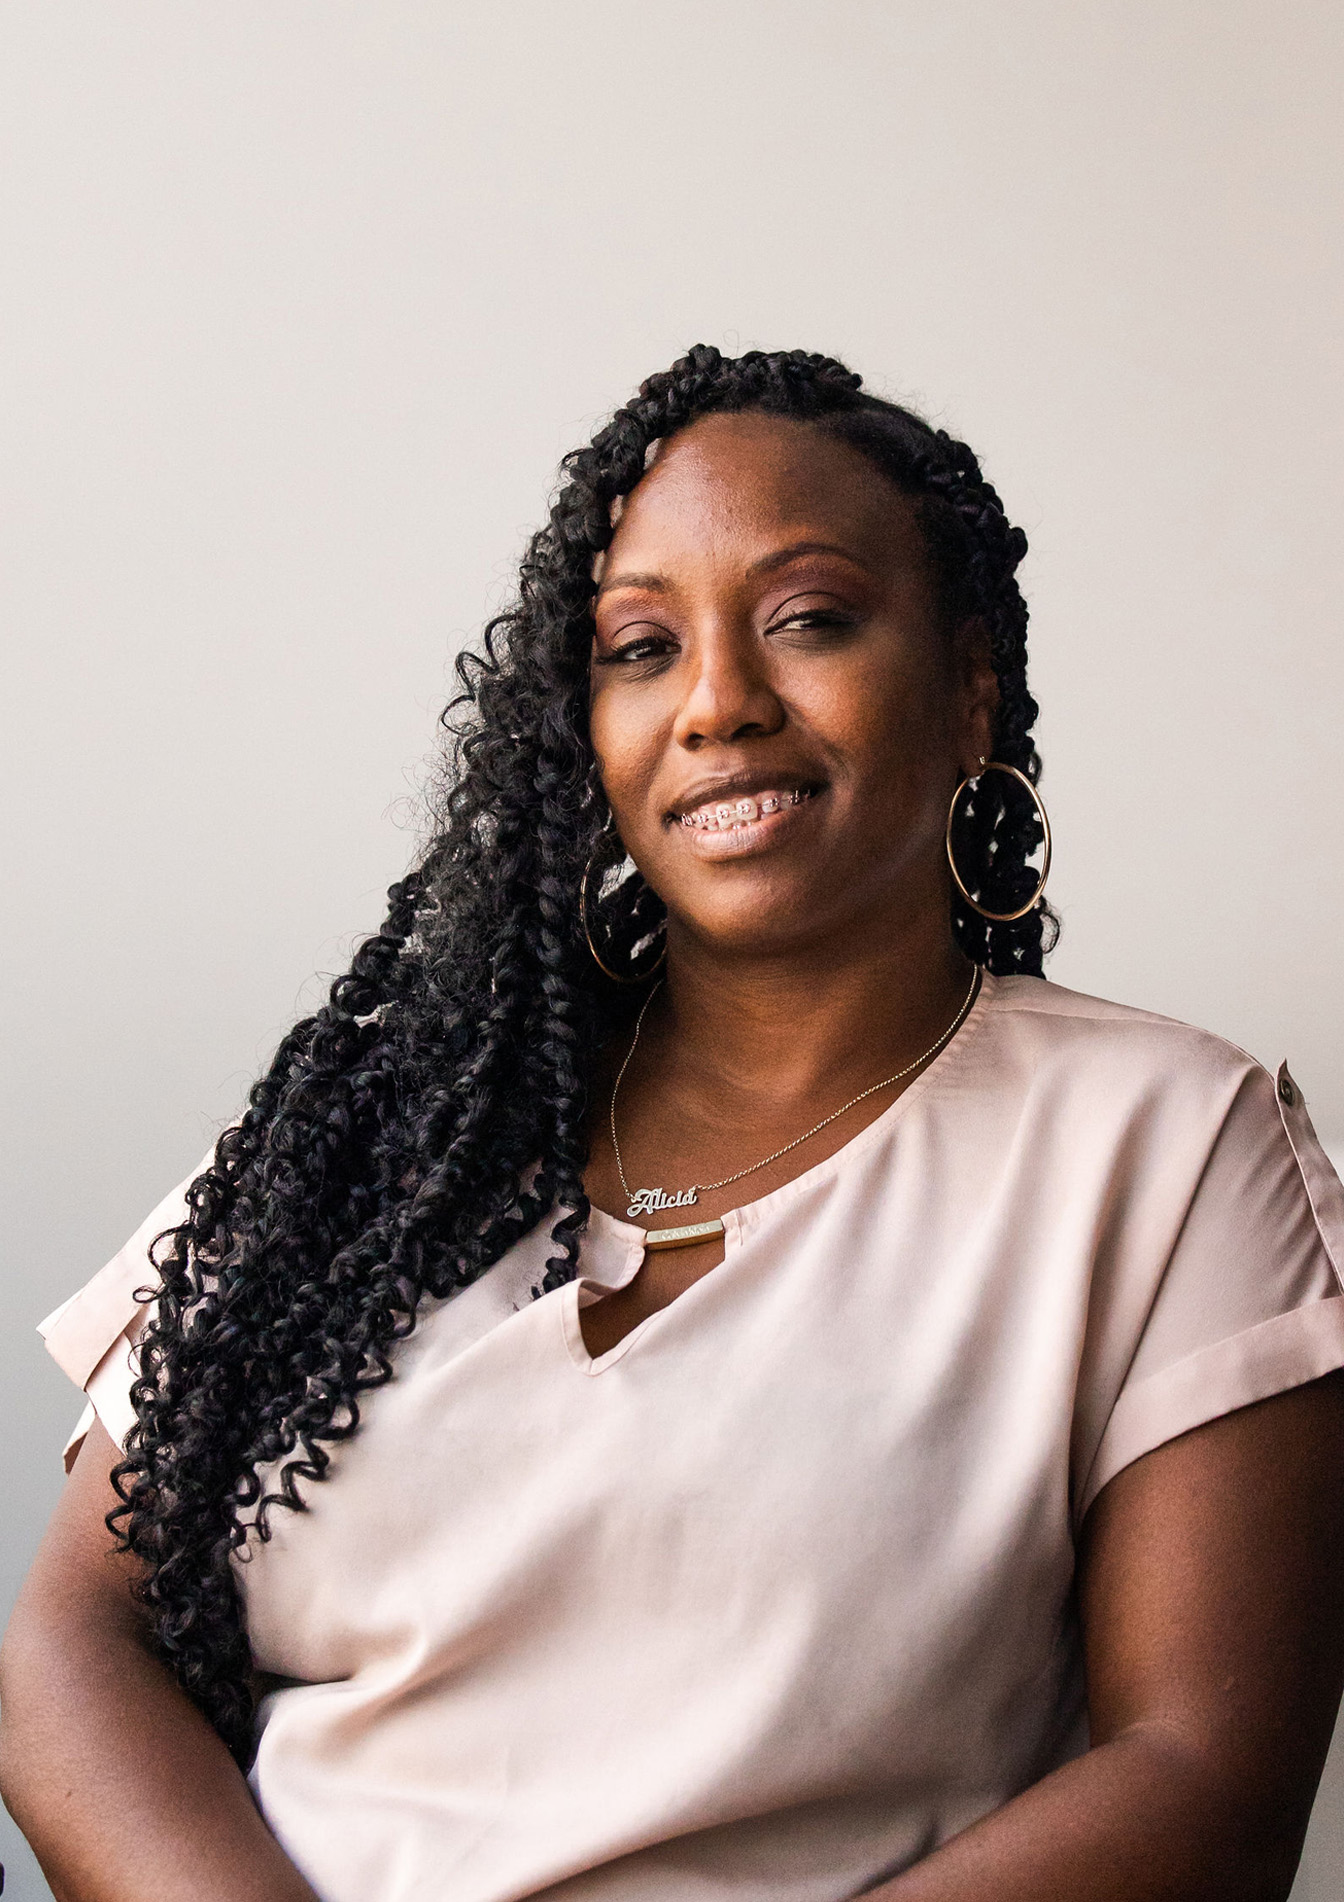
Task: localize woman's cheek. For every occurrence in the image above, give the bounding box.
[592,736,656,846]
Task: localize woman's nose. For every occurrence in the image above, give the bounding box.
[671,628,785,749]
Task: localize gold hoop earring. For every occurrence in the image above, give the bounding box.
[580,826,666,984]
[946,761,1053,923]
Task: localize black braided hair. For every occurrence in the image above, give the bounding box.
[109,345,1056,1761]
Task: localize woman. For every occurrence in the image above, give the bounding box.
[4,345,1344,1902]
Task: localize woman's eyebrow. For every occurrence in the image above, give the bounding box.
[595,570,669,599]
[598,542,868,600]
[747,539,869,577]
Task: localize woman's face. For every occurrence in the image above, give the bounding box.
[588,411,997,961]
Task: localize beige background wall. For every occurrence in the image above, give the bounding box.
[2,5,1341,1898]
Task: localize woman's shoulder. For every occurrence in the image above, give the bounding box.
[986,972,1272,1089]
[975,972,1322,1178]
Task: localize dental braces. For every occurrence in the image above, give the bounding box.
[678,788,812,830]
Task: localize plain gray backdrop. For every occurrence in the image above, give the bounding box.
[3,6,1342,1899]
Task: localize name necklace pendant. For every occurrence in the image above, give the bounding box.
[609,965,981,1252]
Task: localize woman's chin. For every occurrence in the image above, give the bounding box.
[666,880,856,964]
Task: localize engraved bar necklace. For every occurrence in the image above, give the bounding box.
[610,964,981,1252]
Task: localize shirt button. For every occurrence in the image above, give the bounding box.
[1279,1074,1295,1106]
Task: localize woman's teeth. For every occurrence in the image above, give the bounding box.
[678,788,813,830]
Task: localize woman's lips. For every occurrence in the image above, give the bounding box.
[672,786,821,859]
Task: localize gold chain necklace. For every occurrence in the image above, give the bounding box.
[609,964,981,1251]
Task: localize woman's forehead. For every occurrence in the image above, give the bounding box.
[602,412,924,579]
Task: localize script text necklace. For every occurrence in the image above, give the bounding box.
[610,964,981,1251]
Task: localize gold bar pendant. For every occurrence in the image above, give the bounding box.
[641,1217,726,1252]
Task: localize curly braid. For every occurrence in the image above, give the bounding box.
[110,344,1055,1761]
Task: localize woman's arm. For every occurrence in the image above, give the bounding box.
[0,1419,319,1902]
[874,1370,1344,1902]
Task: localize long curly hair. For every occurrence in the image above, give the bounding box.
[110,345,1055,1761]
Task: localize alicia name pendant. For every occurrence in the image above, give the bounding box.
[622,1186,720,1256]
[608,966,981,1252]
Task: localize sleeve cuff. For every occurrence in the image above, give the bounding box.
[1078,1295,1344,1524]
[61,1401,97,1475]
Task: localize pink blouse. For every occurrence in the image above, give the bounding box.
[41,974,1344,1902]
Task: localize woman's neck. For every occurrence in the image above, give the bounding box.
[643,910,976,1117]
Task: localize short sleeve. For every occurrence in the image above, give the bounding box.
[38,1153,213,1471]
[1078,1061,1344,1520]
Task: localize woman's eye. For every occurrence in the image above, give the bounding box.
[596,630,676,666]
[768,608,857,638]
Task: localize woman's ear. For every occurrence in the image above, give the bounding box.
[954,616,999,775]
